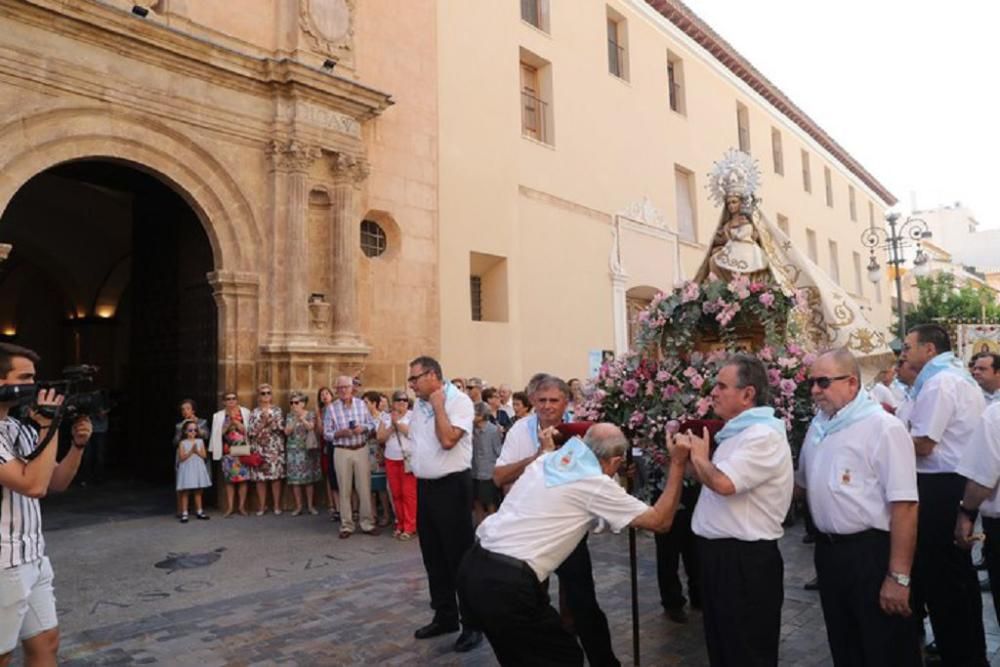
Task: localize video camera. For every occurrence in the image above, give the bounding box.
[0,364,107,421]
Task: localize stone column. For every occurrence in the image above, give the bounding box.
[208,270,260,397]
[329,152,370,347]
[266,139,320,344]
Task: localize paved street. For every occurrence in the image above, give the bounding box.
[20,483,1000,665]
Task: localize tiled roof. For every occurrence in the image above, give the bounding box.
[647,0,897,206]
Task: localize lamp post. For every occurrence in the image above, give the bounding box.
[861,212,932,341]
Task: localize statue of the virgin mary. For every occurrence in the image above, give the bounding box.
[693,149,893,360]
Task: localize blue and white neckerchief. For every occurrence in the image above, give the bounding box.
[416,382,457,419]
[807,388,881,447]
[715,406,785,444]
[526,413,540,450]
[542,436,604,487]
[910,352,976,400]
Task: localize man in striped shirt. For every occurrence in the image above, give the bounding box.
[0,343,92,666]
[324,375,377,538]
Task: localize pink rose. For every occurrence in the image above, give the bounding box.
[758,346,774,362]
[622,379,639,398]
[767,368,782,386]
[779,378,798,396]
[802,353,817,366]
[758,292,775,308]
[690,374,705,389]
[695,396,713,417]
[665,420,681,434]
[656,370,671,382]
[661,385,679,400]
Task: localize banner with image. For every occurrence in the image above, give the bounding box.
[957,324,1000,362]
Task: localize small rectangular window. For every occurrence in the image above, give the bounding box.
[849,186,857,222]
[771,128,783,175]
[675,167,696,241]
[806,228,818,263]
[824,167,834,207]
[801,150,812,193]
[828,240,840,284]
[520,0,549,32]
[470,252,509,322]
[852,251,864,296]
[606,9,628,80]
[776,214,789,236]
[666,51,685,114]
[737,103,750,153]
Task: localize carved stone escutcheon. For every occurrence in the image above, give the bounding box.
[267,139,321,172]
[330,152,370,184]
[299,0,356,62]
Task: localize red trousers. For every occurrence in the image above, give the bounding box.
[385,458,417,533]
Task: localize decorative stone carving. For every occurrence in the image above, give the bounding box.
[330,152,370,185]
[298,102,361,137]
[619,196,666,228]
[267,139,321,172]
[308,293,331,332]
[299,0,355,62]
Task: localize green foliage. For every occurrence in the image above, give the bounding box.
[904,273,1000,329]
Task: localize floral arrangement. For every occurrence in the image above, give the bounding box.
[581,276,817,463]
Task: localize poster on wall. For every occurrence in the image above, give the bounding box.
[588,349,615,378]
[957,324,1000,361]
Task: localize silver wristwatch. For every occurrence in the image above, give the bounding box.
[887,572,911,587]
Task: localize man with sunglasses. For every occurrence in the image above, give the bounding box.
[407,356,482,653]
[795,348,921,665]
[677,354,792,666]
[900,323,987,666]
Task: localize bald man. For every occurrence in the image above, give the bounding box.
[795,348,921,666]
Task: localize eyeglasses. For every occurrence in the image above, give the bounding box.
[185,428,198,433]
[335,385,351,390]
[224,396,237,401]
[259,390,271,396]
[290,400,301,405]
[393,397,408,402]
[407,369,432,383]
[806,375,850,390]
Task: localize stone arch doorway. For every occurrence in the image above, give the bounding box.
[0,159,217,484]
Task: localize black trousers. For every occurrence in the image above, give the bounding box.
[655,484,701,609]
[814,530,921,667]
[458,543,583,666]
[913,473,988,666]
[698,537,783,667]
[416,469,474,627]
[981,516,1000,627]
[555,535,619,667]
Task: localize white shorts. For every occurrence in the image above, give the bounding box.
[0,556,58,654]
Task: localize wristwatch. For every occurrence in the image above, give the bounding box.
[959,500,980,522]
[886,572,911,587]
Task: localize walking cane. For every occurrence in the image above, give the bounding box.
[625,444,640,665]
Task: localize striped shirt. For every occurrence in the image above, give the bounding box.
[0,417,45,568]
[324,398,374,447]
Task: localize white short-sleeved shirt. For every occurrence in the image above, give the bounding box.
[495,415,539,467]
[956,403,1000,517]
[410,387,474,479]
[477,455,648,581]
[894,395,913,429]
[909,371,986,474]
[796,409,918,534]
[381,411,413,461]
[870,383,900,410]
[692,423,793,541]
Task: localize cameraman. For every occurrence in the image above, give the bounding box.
[0,343,91,666]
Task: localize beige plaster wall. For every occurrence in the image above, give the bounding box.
[437,0,894,388]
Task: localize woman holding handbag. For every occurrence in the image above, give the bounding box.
[214,392,252,517]
[249,383,286,515]
[285,391,321,515]
[377,390,417,540]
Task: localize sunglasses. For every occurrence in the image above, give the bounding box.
[185,428,198,433]
[407,369,432,383]
[224,396,237,401]
[290,400,302,404]
[806,375,850,390]
[259,390,272,395]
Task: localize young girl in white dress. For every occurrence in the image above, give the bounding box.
[176,419,212,523]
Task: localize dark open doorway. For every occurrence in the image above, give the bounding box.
[0,159,218,488]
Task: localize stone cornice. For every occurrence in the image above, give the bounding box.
[5,0,393,120]
[645,0,896,206]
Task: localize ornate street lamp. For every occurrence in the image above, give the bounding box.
[861,212,932,341]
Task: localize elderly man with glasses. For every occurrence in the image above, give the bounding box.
[795,348,921,666]
[324,375,377,538]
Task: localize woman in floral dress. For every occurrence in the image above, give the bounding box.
[284,391,321,515]
[220,395,251,517]
[249,383,286,515]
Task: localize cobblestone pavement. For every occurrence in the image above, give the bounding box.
[20,485,1000,665]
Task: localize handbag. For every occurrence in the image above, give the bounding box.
[305,429,319,450]
[240,452,264,467]
[394,429,412,474]
[228,444,251,457]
